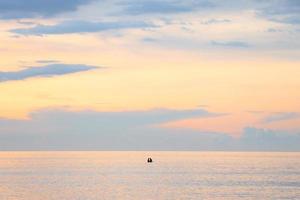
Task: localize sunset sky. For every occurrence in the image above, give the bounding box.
[0,0,300,150]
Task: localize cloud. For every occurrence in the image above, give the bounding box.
[11,20,155,36]
[142,37,159,43]
[201,19,231,25]
[0,108,223,150]
[27,108,217,127]
[17,21,36,25]
[258,0,300,24]
[36,60,60,64]
[263,112,300,123]
[118,0,215,15]
[211,40,250,48]
[240,127,300,151]
[267,28,283,33]
[0,64,98,82]
[259,0,300,16]
[0,108,299,151]
[142,36,252,51]
[271,16,300,25]
[0,0,94,19]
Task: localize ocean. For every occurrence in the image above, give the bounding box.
[0,151,299,200]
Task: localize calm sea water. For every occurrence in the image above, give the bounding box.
[0,151,299,200]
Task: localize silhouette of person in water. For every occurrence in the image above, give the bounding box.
[147,158,153,163]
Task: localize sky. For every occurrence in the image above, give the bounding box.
[0,0,300,151]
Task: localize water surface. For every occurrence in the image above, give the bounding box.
[0,151,299,199]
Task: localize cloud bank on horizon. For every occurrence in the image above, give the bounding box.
[0,0,300,150]
[0,108,299,151]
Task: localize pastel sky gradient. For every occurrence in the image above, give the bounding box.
[0,0,300,150]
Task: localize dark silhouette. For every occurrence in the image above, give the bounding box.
[147,157,153,163]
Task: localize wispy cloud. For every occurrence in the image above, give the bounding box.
[36,60,60,64]
[11,20,156,36]
[263,112,300,123]
[201,19,231,25]
[0,0,94,19]
[267,28,283,33]
[211,40,250,48]
[258,0,300,25]
[118,0,215,15]
[271,17,300,25]
[0,64,99,82]
[142,37,159,43]
[142,36,252,51]
[259,0,300,16]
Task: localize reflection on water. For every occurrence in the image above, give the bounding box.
[0,152,299,200]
